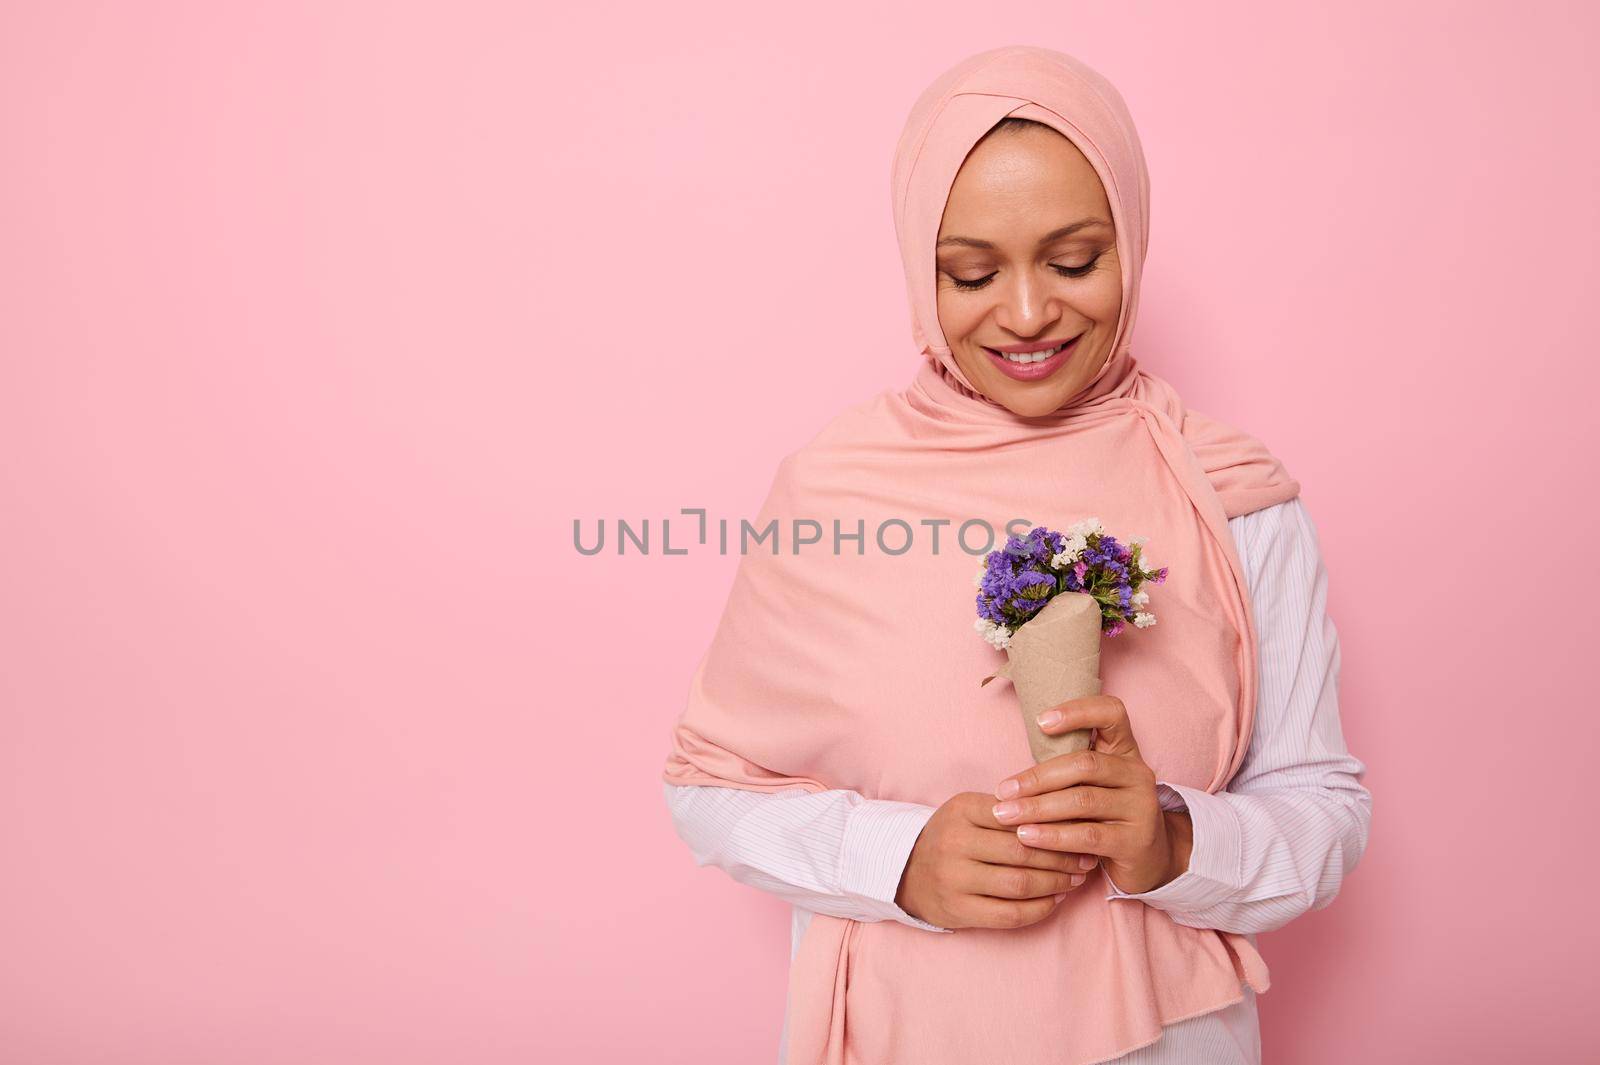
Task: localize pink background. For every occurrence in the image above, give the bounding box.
[2,2,1594,1061]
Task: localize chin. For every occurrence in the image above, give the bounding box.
[995,388,1072,418]
[969,364,1085,417]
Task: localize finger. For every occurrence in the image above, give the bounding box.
[1010,819,1134,859]
[995,747,1148,801]
[966,825,1097,873]
[961,892,1065,930]
[991,785,1135,828]
[958,858,1083,901]
[1033,694,1142,758]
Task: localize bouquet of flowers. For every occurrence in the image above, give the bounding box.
[976,518,1167,763]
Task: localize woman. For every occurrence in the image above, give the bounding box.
[661,45,1371,1065]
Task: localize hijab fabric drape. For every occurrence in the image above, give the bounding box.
[663,45,1300,1065]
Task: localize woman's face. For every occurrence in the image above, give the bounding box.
[935,124,1122,417]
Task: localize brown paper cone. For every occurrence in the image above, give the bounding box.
[980,591,1102,764]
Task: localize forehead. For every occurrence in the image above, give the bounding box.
[937,127,1112,241]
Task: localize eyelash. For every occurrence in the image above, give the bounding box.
[947,253,1105,290]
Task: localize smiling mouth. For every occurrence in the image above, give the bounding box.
[982,336,1080,364]
[977,336,1083,382]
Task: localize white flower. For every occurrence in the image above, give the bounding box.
[1049,534,1088,569]
[1133,612,1156,628]
[1129,534,1147,547]
[975,617,1012,648]
[1131,589,1150,607]
[1067,517,1103,540]
[974,564,988,589]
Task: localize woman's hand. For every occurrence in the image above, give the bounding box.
[989,694,1193,896]
[895,792,1100,930]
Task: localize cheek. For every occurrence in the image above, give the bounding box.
[1080,273,1123,326]
[935,288,988,342]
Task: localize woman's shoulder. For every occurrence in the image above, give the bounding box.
[1128,368,1300,516]
[772,387,905,474]
[1178,406,1301,519]
[741,388,900,520]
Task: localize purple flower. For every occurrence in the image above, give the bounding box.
[974,522,1169,640]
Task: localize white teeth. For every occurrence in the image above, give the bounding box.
[999,343,1064,363]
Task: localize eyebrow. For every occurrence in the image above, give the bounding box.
[935,218,1112,251]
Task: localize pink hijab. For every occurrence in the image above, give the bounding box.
[663,44,1299,1065]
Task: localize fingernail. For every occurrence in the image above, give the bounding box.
[992,801,1019,820]
[1037,709,1063,728]
[995,779,1019,800]
[1052,893,1067,904]
[1017,825,1040,841]
[1079,856,1097,871]
[1070,874,1085,887]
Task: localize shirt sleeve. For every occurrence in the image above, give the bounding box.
[1102,497,1374,935]
[663,780,953,933]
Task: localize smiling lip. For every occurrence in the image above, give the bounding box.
[988,338,1076,354]
[982,336,1081,381]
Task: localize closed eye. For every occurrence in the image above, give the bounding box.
[947,253,1106,291]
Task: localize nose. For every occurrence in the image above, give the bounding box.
[992,268,1061,338]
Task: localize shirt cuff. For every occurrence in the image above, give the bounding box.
[1154,781,1189,813]
[839,799,952,933]
[1104,780,1244,911]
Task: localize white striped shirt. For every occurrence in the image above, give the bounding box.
[664,496,1372,1063]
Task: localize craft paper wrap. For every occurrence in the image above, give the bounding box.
[981,591,1101,762]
